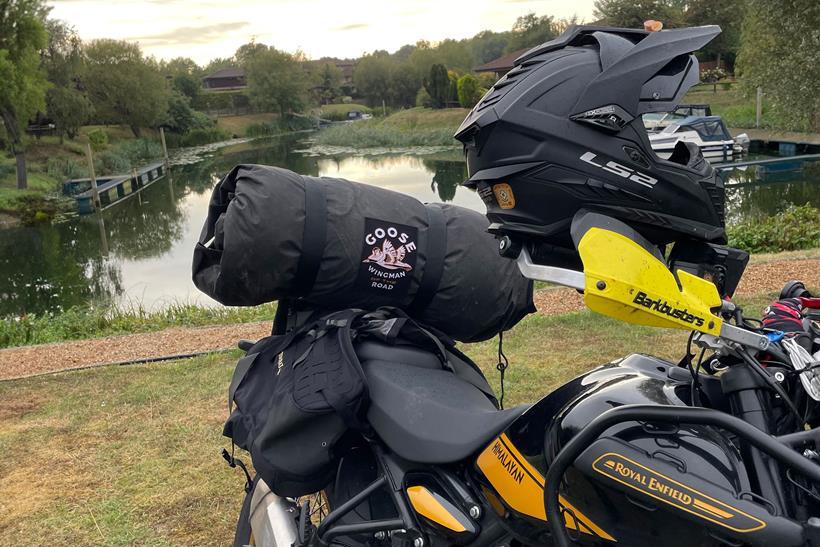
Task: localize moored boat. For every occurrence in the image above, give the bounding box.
[649,115,748,162]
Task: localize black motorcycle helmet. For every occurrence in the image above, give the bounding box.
[455,25,726,270]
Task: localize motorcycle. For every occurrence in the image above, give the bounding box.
[232,212,820,547]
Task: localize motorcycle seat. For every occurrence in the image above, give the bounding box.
[360,347,529,464]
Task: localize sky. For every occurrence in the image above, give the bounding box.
[47,0,597,65]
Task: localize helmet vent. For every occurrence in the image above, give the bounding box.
[570,104,633,132]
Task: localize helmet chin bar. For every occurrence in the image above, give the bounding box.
[516,247,585,290]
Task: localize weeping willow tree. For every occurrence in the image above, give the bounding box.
[736,0,820,132]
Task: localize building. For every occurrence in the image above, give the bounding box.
[202,67,247,92]
[474,48,530,79]
[314,58,357,87]
[335,61,355,86]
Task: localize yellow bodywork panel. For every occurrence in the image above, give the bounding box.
[476,434,616,541]
[578,228,723,336]
[407,486,467,533]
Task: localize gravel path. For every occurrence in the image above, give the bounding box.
[2,258,817,380]
[0,322,271,380]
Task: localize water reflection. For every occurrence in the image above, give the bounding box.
[0,136,816,318]
[723,161,820,224]
[425,159,468,202]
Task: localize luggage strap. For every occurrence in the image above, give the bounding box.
[409,203,447,314]
[293,179,327,296]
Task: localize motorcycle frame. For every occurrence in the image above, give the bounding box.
[313,442,423,546]
[311,439,511,547]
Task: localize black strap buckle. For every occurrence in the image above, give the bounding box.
[221,446,253,493]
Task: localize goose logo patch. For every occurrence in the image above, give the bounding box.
[357,218,417,296]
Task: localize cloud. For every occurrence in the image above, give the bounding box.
[126,21,250,46]
[331,22,369,31]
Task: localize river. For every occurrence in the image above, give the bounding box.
[0,134,817,318]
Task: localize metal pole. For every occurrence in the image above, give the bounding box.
[97,213,109,256]
[85,143,101,211]
[756,86,763,128]
[159,127,169,167]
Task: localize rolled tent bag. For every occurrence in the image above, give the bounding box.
[192,164,534,342]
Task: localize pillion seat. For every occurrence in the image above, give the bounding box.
[356,341,530,464]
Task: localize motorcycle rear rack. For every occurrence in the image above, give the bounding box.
[543,404,820,547]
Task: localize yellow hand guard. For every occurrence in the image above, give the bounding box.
[578,227,723,336]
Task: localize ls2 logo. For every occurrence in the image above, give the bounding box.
[580,152,658,188]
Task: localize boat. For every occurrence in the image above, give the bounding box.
[642,103,711,132]
[648,115,749,161]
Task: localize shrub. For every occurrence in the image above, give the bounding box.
[456,74,483,108]
[116,139,164,164]
[46,157,85,181]
[246,121,286,137]
[702,68,728,83]
[0,163,16,179]
[416,87,434,108]
[322,110,361,122]
[179,127,231,146]
[95,150,131,175]
[87,129,109,151]
[728,204,820,253]
[315,123,456,147]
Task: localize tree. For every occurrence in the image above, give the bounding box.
[235,42,269,67]
[471,30,510,65]
[506,13,557,52]
[83,39,170,138]
[164,57,202,102]
[354,52,392,106]
[736,0,820,131]
[203,57,234,76]
[388,63,420,108]
[424,64,450,109]
[457,74,483,108]
[684,0,743,70]
[433,39,473,74]
[316,62,342,104]
[245,46,308,117]
[46,87,93,140]
[0,0,49,189]
[552,15,582,36]
[42,19,92,141]
[593,0,685,29]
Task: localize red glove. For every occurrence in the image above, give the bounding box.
[762,297,805,334]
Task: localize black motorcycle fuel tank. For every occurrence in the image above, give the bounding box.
[470,354,803,546]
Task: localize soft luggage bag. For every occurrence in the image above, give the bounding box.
[192,164,534,342]
[223,307,497,497]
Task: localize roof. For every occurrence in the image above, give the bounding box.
[203,67,245,80]
[678,115,724,125]
[474,48,530,73]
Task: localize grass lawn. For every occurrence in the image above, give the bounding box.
[0,289,780,545]
[379,107,469,130]
[318,103,372,120]
[315,107,468,148]
[680,85,807,133]
[0,302,278,349]
[215,113,279,137]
